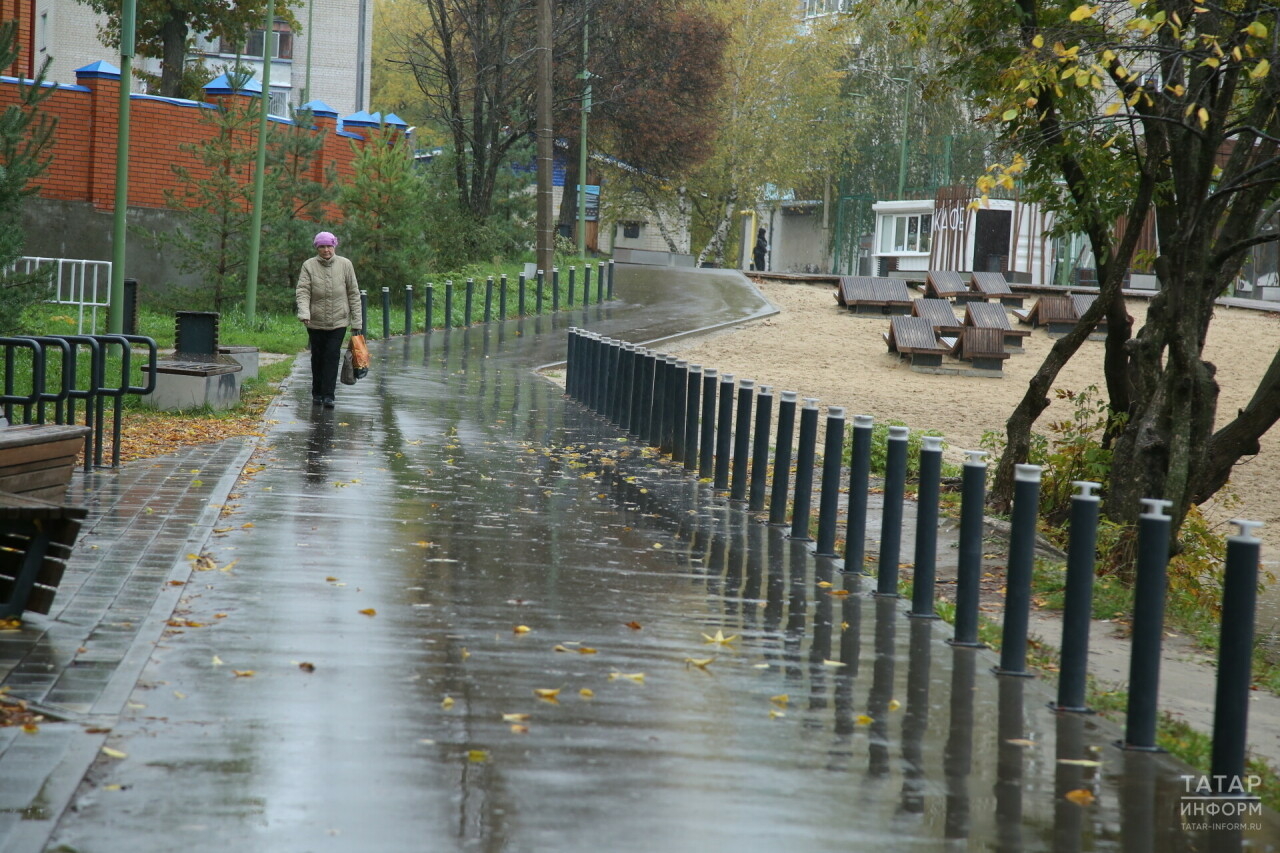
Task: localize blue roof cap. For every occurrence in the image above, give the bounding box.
[203,72,262,96]
[383,112,408,128]
[74,60,121,79]
[341,109,380,128]
[299,99,338,118]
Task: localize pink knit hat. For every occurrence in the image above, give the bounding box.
[313,231,338,247]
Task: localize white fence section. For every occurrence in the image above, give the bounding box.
[17,257,113,334]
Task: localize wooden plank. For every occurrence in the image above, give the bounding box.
[913,298,963,334]
[0,436,84,470]
[971,271,1014,297]
[958,327,1011,360]
[965,302,1013,331]
[926,271,968,299]
[889,317,946,353]
[0,425,91,452]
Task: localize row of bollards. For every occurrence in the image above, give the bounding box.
[564,327,1265,794]
[367,261,617,339]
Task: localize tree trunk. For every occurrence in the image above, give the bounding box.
[696,191,736,267]
[1195,347,1280,502]
[159,14,189,98]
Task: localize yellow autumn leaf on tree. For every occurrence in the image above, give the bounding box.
[1198,107,1210,128]
[1244,21,1267,38]
[1069,4,1097,20]
[1032,33,1044,48]
[1105,102,1122,116]
[1001,108,1019,121]
[1250,58,1271,80]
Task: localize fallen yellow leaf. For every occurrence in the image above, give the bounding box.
[513,625,532,634]
[822,659,847,668]
[510,724,530,734]
[359,608,377,617]
[211,655,224,666]
[625,621,643,630]
[1006,738,1036,747]
[770,694,790,707]
[579,688,594,699]
[685,657,715,670]
[609,672,646,684]
[1057,758,1102,767]
[502,713,531,722]
[101,746,128,759]
[577,647,598,654]
[441,696,455,709]
[468,750,489,763]
[769,709,786,720]
[888,699,902,711]
[856,714,874,725]
[533,688,562,700]
[701,630,739,646]
[233,670,255,678]
[1064,788,1096,806]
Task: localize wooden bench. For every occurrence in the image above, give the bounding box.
[948,327,1011,372]
[964,302,1030,352]
[884,316,949,367]
[912,298,964,336]
[925,271,969,301]
[0,491,87,618]
[836,276,913,315]
[970,272,1024,307]
[1013,295,1077,335]
[0,423,93,501]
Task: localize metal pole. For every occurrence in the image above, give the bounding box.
[444,280,454,329]
[749,386,773,512]
[607,259,615,298]
[536,269,545,314]
[683,365,701,472]
[518,273,527,316]
[597,261,606,302]
[1211,519,1264,789]
[875,425,910,596]
[465,278,475,326]
[815,406,846,556]
[908,435,944,616]
[1054,481,1101,712]
[789,398,820,541]
[951,450,988,646]
[768,391,797,526]
[638,350,656,445]
[996,464,1044,676]
[619,344,637,433]
[358,290,367,336]
[713,374,735,490]
[552,267,560,312]
[1123,498,1173,749]
[243,0,275,321]
[671,361,689,462]
[567,266,576,307]
[424,284,434,332]
[499,274,508,319]
[583,265,593,306]
[844,415,874,574]
[404,285,413,335]
[484,277,493,323]
[698,368,718,479]
[730,379,754,501]
[381,287,390,339]
[108,0,138,333]
[577,14,590,257]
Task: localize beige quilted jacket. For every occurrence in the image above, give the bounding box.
[296,255,363,330]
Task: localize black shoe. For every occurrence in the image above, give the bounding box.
[322,397,335,409]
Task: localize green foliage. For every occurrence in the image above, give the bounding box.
[846,419,945,479]
[415,148,533,271]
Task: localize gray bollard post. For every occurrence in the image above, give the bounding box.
[683,366,702,471]
[617,344,635,432]
[768,391,798,526]
[730,380,755,502]
[749,386,773,513]
[499,274,508,318]
[1054,481,1101,712]
[844,415,874,574]
[583,265,593,306]
[1211,519,1265,791]
[597,261,606,302]
[358,290,368,335]
[536,269,545,313]
[444,280,454,329]
[628,347,646,437]
[815,406,846,556]
[657,356,676,453]
[465,278,475,325]
[698,368,718,478]
[608,259,616,298]
[484,277,494,323]
[1123,498,1173,750]
[567,265,576,306]
[875,425,911,596]
[908,435,945,617]
[606,340,623,424]
[638,350,658,446]
[405,285,414,336]
[552,267,560,312]
[586,335,603,413]
[647,354,665,447]
[565,328,579,399]
[424,284,434,332]
[789,398,820,541]
[995,464,1044,675]
[381,287,391,339]
[518,273,527,316]
[951,450,988,646]
[713,373,735,492]
[671,361,689,462]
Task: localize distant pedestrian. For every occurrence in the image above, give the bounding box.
[296,230,363,409]
[753,227,768,272]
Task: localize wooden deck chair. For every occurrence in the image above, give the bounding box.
[913,298,964,336]
[1071,294,1108,334]
[1013,295,1076,334]
[949,326,1011,372]
[970,272,1023,308]
[884,316,948,367]
[964,302,1030,351]
[925,271,968,301]
[842,277,913,315]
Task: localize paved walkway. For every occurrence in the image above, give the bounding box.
[3,266,1278,851]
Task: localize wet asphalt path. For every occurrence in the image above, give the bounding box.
[41,267,1280,852]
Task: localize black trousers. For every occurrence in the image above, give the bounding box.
[308,326,346,400]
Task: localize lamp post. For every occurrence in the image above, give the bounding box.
[577,17,591,258]
[244,0,276,321]
[891,71,914,198]
[108,0,137,333]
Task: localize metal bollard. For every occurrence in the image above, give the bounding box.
[565,328,579,399]
[583,265,593,305]
[683,365,702,472]
[730,379,755,501]
[1054,481,1101,712]
[908,435,945,617]
[597,261,606,302]
[552,267,560,312]
[484,277,494,323]
[654,356,673,451]
[749,386,773,512]
[768,391,798,526]
[638,350,657,445]
[995,464,1044,676]
[405,285,414,336]
[789,398,820,541]
[605,340,622,424]
[713,374,735,491]
[518,273,527,316]
[951,450,988,646]
[465,278,475,326]
[568,266,576,306]
[844,415,874,574]
[424,284,434,332]
[584,334,602,413]
[444,280,454,329]
[359,290,368,335]
[619,345,637,432]
[875,425,910,596]
[500,274,508,319]
[608,259,615,298]
[1211,519,1265,789]
[815,406,846,556]
[698,368,718,479]
[1123,498,1173,750]
[381,287,391,339]
[536,269,545,313]
[671,361,689,462]
[628,348,647,437]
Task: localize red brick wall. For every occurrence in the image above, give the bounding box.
[0,71,367,214]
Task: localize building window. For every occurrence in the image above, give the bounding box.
[879,213,932,254]
[622,222,641,239]
[221,21,293,60]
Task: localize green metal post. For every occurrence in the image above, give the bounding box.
[244,0,275,321]
[108,0,137,334]
[577,17,590,258]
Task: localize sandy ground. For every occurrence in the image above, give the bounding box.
[664,279,1280,561]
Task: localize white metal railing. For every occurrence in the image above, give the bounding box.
[16,256,112,334]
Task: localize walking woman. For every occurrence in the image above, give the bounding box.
[296,230,363,408]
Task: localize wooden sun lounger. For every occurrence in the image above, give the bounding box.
[1071,294,1108,334]
[925,271,968,301]
[913,298,964,336]
[883,316,948,367]
[0,491,86,618]
[948,327,1011,372]
[970,272,1024,308]
[964,302,1030,351]
[837,276,913,315]
[1012,295,1076,335]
